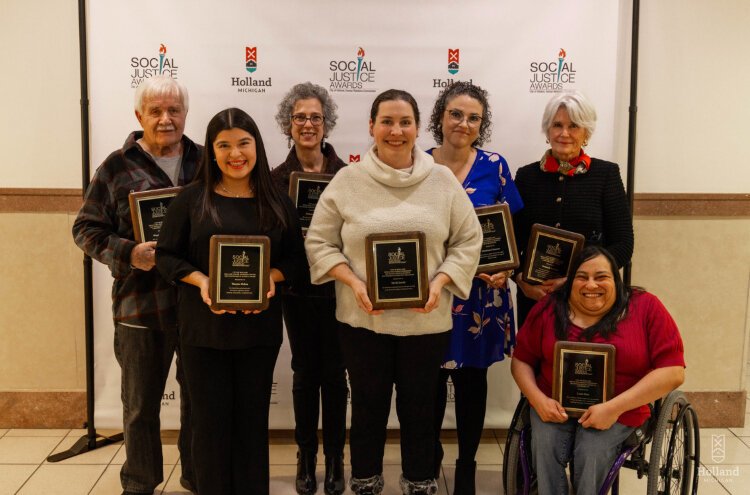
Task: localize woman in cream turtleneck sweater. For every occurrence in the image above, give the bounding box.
[305,89,482,495]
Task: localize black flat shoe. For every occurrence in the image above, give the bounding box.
[324,455,345,495]
[296,450,317,495]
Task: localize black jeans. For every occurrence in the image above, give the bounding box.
[339,324,451,482]
[181,344,280,495]
[113,324,193,493]
[434,366,488,462]
[282,294,347,457]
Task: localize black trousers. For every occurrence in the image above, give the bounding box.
[434,366,489,463]
[181,344,280,495]
[339,324,451,482]
[282,294,347,457]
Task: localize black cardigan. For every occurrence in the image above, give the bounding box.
[513,158,634,324]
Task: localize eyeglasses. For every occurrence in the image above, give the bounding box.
[291,114,324,126]
[446,109,482,127]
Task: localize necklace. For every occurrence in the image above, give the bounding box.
[218,180,252,198]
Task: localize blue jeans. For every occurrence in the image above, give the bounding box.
[530,407,634,495]
[114,324,193,493]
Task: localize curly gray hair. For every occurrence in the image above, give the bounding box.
[275,82,338,138]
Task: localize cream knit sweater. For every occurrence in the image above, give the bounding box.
[305,145,482,336]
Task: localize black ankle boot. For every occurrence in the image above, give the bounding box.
[453,458,476,495]
[296,450,317,495]
[434,442,444,479]
[324,455,345,495]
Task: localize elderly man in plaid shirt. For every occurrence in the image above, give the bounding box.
[73,75,200,495]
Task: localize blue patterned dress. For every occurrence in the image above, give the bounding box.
[428,148,524,368]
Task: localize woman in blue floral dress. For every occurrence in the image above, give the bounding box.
[427,82,523,494]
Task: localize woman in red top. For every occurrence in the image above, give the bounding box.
[511,245,685,495]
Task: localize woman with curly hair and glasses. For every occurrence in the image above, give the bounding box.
[426,81,523,494]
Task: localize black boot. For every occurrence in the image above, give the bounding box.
[295,450,317,495]
[453,459,476,495]
[324,455,345,495]
[434,441,444,479]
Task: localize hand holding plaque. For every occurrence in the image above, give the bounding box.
[551,341,616,418]
[128,187,182,242]
[208,235,270,311]
[475,204,519,274]
[288,172,333,234]
[365,232,429,310]
[521,224,585,284]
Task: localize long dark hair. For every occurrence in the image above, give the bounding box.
[196,107,288,230]
[550,245,637,341]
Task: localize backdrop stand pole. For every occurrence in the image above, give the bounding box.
[623,0,640,286]
[47,0,123,463]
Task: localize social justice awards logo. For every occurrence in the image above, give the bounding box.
[387,247,406,264]
[529,48,576,93]
[329,47,377,93]
[130,43,179,88]
[231,46,272,93]
[432,48,472,89]
[150,202,168,219]
[232,251,250,267]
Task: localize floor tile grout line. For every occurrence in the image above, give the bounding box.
[13,456,49,495]
[87,462,111,495]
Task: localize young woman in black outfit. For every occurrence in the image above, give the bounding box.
[156,108,307,495]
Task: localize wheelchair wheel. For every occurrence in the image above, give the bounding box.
[646,391,699,495]
[503,399,536,495]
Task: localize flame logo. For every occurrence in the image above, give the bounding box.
[159,44,167,55]
[356,47,365,81]
[558,48,566,58]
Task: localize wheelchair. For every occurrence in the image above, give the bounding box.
[502,391,700,495]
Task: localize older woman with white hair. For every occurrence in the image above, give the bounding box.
[513,91,634,326]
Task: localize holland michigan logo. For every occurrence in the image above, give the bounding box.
[433,48,471,88]
[232,46,272,93]
[448,49,459,75]
[246,47,257,73]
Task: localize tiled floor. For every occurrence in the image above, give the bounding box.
[1,419,749,495]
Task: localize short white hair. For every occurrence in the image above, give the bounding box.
[134,75,189,114]
[541,91,596,141]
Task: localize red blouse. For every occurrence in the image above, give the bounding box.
[513,291,685,427]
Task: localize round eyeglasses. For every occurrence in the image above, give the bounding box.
[291,114,325,126]
[446,109,482,127]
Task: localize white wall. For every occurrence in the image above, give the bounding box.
[0,0,82,188]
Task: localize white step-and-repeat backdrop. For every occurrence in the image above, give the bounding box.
[87,0,621,429]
